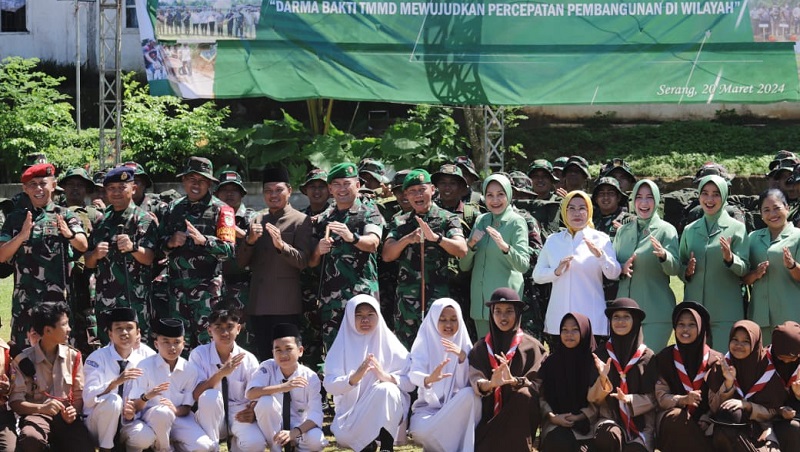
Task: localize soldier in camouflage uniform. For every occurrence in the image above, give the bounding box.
[0,163,88,347]
[599,158,637,193]
[215,171,256,313]
[375,169,410,326]
[158,157,235,351]
[84,166,157,342]
[300,168,331,217]
[58,167,104,354]
[455,155,484,206]
[552,156,569,191]
[591,177,635,302]
[89,169,109,209]
[308,162,385,353]
[298,168,329,372]
[382,169,467,347]
[358,158,392,198]
[508,171,545,339]
[432,164,481,340]
[525,159,563,238]
[562,155,591,192]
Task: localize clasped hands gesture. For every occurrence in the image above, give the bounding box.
[168,220,207,248]
[349,353,396,386]
[468,227,509,253]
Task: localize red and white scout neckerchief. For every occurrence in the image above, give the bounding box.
[724,352,776,400]
[485,329,524,416]
[673,345,710,414]
[606,341,647,442]
[766,346,799,389]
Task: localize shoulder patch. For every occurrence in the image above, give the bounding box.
[85,360,99,368]
[260,366,268,374]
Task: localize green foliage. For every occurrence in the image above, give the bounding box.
[0,57,79,177]
[121,72,236,178]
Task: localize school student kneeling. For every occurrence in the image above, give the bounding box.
[122,318,215,452]
[245,323,328,452]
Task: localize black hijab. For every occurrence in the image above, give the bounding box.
[540,313,598,415]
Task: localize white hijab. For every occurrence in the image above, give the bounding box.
[324,294,409,415]
[408,298,473,407]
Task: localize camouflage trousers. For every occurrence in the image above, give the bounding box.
[220,279,255,355]
[320,297,345,356]
[170,276,223,354]
[301,290,324,375]
[70,265,99,355]
[394,286,449,349]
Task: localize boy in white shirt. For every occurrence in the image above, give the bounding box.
[246,323,327,452]
[123,318,214,452]
[190,309,262,451]
[83,307,156,451]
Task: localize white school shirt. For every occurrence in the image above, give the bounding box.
[83,343,157,417]
[533,227,621,336]
[188,342,259,411]
[247,360,324,429]
[128,354,198,412]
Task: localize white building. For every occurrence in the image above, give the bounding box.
[0,0,145,71]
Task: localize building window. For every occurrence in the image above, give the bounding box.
[125,0,138,28]
[1,1,27,32]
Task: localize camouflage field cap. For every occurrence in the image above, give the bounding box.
[22,153,48,170]
[788,163,800,185]
[600,158,636,182]
[454,155,481,180]
[563,155,591,178]
[527,159,559,181]
[58,167,95,192]
[216,170,247,194]
[176,156,218,182]
[767,157,798,179]
[768,150,799,172]
[327,162,358,183]
[402,169,432,191]
[692,162,733,184]
[552,156,570,171]
[358,158,389,184]
[92,170,108,188]
[122,161,153,187]
[301,168,328,188]
[431,164,468,187]
[592,176,626,199]
[509,171,536,197]
[390,169,411,190]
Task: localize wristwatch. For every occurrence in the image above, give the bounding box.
[140,393,149,402]
[349,232,361,244]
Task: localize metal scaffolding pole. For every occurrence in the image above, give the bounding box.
[98,0,122,166]
[484,106,505,172]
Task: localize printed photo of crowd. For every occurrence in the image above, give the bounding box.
[154,0,262,40]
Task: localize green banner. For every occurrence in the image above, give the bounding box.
[139,0,800,104]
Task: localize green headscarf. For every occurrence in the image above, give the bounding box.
[697,174,729,233]
[630,179,661,231]
[482,174,513,217]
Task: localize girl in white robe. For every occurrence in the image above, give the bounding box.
[408,298,479,452]
[323,294,412,452]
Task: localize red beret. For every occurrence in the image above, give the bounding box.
[21,163,55,184]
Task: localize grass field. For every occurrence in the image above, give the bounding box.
[0,276,686,451]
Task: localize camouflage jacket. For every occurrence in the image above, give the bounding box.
[89,202,158,310]
[313,197,385,301]
[592,207,635,239]
[136,192,170,223]
[387,204,464,300]
[158,193,235,296]
[0,201,85,304]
